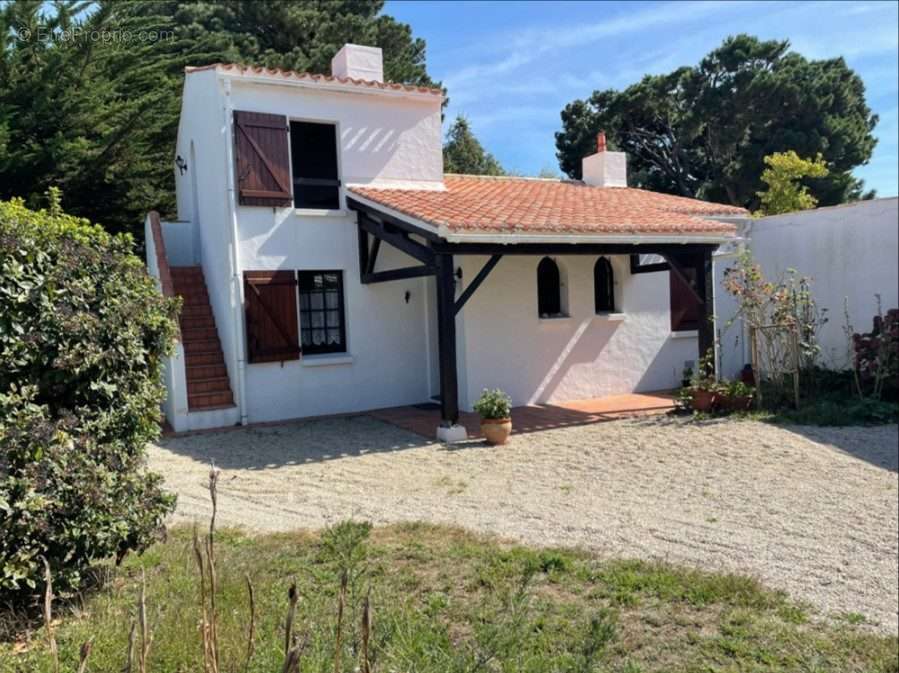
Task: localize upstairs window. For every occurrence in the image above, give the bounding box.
[290,121,340,209]
[298,271,346,354]
[594,257,615,312]
[537,257,563,318]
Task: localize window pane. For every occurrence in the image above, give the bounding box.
[297,270,345,354]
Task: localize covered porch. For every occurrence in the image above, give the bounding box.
[347,182,736,440]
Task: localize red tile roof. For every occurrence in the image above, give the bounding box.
[184,63,443,97]
[349,175,745,238]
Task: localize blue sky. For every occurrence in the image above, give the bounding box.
[386,0,899,196]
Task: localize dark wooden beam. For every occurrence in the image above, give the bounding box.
[361,265,435,284]
[697,248,716,371]
[357,212,435,264]
[431,242,719,257]
[629,254,669,275]
[357,225,369,284]
[366,236,381,275]
[454,254,502,315]
[435,254,459,425]
[347,196,442,242]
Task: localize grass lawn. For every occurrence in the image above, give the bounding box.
[3,523,897,673]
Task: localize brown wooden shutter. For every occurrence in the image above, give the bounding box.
[670,267,700,332]
[244,271,301,363]
[234,111,292,207]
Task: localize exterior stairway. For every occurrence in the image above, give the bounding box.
[170,266,235,411]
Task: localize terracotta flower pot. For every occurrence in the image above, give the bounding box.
[690,389,718,412]
[481,417,512,445]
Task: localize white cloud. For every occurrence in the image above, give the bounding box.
[442,1,746,97]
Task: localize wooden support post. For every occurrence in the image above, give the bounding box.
[435,254,460,426]
[697,248,716,377]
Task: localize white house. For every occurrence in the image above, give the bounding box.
[715,197,899,378]
[146,43,747,437]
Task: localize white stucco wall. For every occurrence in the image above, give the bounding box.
[227,79,443,186]
[171,70,443,425]
[719,198,898,372]
[455,255,698,409]
[236,208,431,422]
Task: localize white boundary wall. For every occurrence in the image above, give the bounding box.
[716,198,898,377]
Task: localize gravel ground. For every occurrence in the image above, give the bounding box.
[148,415,899,633]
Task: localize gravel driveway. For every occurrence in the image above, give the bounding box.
[148,415,899,633]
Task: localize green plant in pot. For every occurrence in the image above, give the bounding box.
[687,350,721,412]
[721,380,754,412]
[473,388,513,445]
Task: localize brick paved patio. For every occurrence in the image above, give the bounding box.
[370,391,676,439]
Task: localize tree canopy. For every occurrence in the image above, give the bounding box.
[0,0,439,237]
[757,151,829,215]
[443,115,505,176]
[555,35,878,209]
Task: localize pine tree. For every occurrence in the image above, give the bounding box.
[0,1,440,238]
[443,115,505,176]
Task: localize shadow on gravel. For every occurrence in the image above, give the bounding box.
[155,415,434,470]
[781,424,899,472]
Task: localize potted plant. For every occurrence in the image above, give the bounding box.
[473,388,513,445]
[688,379,722,412]
[721,380,754,412]
[687,351,721,412]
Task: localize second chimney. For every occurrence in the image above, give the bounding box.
[582,131,627,188]
[331,44,384,83]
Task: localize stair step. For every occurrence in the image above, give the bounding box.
[187,363,227,379]
[181,304,214,318]
[171,266,235,413]
[181,326,219,340]
[189,390,234,409]
[180,292,210,306]
[180,315,216,330]
[186,352,226,366]
[187,376,231,394]
[184,343,221,357]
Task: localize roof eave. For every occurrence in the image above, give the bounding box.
[189,65,443,102]
[347,191,737,246]
[440,230,738,246]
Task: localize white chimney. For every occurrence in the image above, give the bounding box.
[331,44,384,83]
[582,132,627,188]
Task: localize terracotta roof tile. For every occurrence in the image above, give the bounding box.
[184,63,443,97]
[349,175,744,238]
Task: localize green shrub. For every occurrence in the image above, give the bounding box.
[0,196,178,599]
[473,388,512,419]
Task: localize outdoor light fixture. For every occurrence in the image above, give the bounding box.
[175,154,188,175]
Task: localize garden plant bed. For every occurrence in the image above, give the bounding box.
[3,525,896,672]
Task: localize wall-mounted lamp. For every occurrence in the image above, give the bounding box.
[175,155,188,176]
[404,290,411,304]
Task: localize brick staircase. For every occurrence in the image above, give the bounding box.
[171,267,235,411]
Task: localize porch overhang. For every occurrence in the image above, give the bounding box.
[346,186,739,440]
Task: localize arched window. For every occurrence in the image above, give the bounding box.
[594,257,615,312]
[537,257,562,317]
